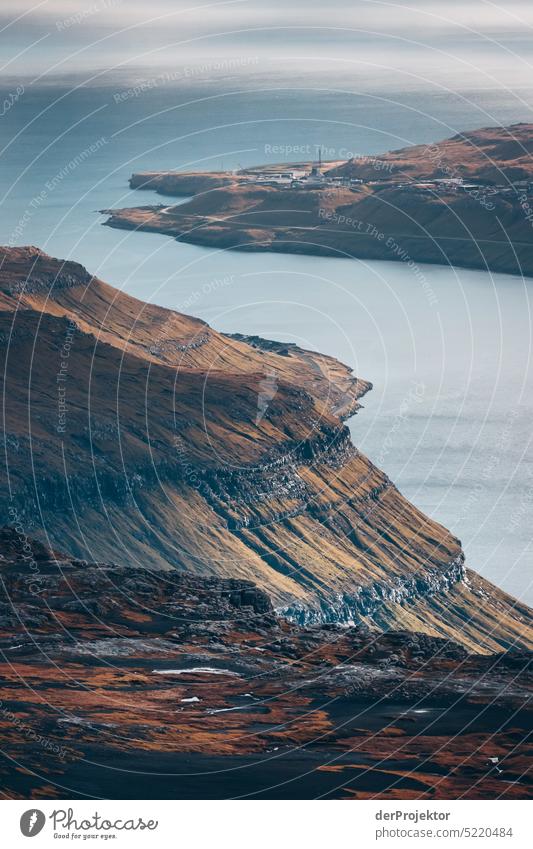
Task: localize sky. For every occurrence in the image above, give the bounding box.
[2,0,533,89]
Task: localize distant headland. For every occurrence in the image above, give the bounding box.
[103,123,533,278]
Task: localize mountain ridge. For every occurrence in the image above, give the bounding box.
[1,245,532,653]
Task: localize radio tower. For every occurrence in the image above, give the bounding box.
[311,147,323,178]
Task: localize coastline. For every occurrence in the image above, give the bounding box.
[103,203,533,279]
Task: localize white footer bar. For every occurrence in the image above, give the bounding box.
[2,799,532,848]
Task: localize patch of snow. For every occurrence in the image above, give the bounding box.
[206,705,247,714]
[152,667,241,677]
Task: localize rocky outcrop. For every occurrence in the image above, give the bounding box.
[0,246,92,295]
[0,527,274,634]
[284,554,466,624]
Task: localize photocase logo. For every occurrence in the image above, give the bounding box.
[256,370,278,424]
[20,809,46,837]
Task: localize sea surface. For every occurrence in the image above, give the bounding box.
[1,75,533,604]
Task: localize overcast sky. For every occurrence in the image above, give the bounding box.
[2,0,533,86]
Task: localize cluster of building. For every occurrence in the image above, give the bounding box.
[399,176,533,199]
[240,154,533,200]
[241,151,361,190]
[242,168,362,190]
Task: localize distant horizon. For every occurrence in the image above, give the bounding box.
[3,0,533,96]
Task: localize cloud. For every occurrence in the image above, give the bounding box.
[2,0,533,78]
[6,0,533,32]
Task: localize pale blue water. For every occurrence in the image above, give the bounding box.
[1,77,532,603]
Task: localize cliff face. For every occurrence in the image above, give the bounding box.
[106,123,533,278]
[1,246,532,653]
[0,527,531,800]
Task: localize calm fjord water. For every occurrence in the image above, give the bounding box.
[2,78,532,604]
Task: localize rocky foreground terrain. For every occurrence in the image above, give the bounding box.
[1,246,532,652]
[104,123,533,277]
[0,528,531,800]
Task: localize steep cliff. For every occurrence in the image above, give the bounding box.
[1,246,532,653]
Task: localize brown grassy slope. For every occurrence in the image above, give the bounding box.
[0,246,367,416]
[1,246,532,651]
[329,123,533,183]
[105,183,533,276]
